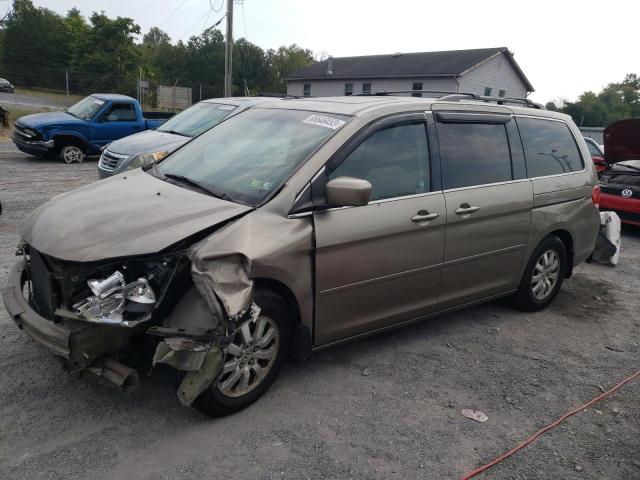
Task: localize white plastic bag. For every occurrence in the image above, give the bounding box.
[592,212,621,265]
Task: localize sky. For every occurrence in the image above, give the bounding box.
[28,0,640,103]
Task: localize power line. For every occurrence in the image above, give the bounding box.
[210,0,224,12]
[158,0,189,29]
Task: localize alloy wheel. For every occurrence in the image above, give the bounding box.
[217,315,279,398]
[531,249,560,300]
[62,146,83,164]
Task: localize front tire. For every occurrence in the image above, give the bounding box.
[59,144,85,164]
[192,289,291,417]
[510,235,567,312]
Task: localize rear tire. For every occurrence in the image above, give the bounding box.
[510,235,567,312]
[192,289,291,417]
[59,144,85,164]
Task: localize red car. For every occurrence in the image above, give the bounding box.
[599,119,640,226]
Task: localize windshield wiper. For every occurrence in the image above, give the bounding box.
[163,173,234,201]
[159,129,189,137]
[65,110,78,118]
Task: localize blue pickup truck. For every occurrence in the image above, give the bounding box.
[11,94,173,163]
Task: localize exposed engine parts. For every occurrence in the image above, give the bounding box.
[72,270,156,326]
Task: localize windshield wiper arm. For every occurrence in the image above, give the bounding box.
[159,129,189,137]
[65,110,78,118]
[163,173,234,201]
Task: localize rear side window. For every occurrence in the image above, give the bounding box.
[585,140,601,157]
[438,123,512,189]
[517,118,584,177]
[329,122,430,201]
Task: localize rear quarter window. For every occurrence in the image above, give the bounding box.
[517,117,584,177]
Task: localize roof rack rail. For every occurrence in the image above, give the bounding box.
[356,89,458,97]
[439,93,545,109]
[259,93,311,99]
[357,90,545,109]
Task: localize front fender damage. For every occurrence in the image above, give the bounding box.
[150,212,313,406]
[149,258,259,406]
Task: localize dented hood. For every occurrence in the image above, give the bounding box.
[21,169,252,262]
[604,119,640,163]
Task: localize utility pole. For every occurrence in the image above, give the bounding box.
[224,0,233,97]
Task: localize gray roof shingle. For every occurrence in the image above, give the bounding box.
[287,47,533,91]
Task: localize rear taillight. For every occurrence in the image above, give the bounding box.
[592,185,601,208]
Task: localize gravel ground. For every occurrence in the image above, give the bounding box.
[0,142,638,480]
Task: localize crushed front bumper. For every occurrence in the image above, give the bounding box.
[3,259,71,358]
[3,259,136,367]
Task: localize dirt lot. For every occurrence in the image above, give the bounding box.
[0,142,638,480]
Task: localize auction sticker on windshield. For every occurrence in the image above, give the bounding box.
[248,179,273,191]
[302,114,346,130]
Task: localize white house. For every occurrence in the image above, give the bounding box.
[286,47,534,98]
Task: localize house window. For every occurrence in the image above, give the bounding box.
[362,83,371,95]
[498,89,506,98]
[344,83,353,96]
[412,82,423,97]
[484,87,492,96]
[303,84,311,97]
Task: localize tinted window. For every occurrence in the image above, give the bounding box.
[105,103,136,122]
[438,123,512,189]
[303,84,311,97]
[362,83,371,94]
[412,82,423,97]
[518,118,584,177]
[330,122,429,201]
[344,84,353,96]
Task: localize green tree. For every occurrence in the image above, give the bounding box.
[70,12,141,94]
[233,38,268,95]
[265,44,315,93]
[561,74,640,126]
[2,0,70,88]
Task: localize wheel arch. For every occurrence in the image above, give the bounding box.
[546,228,575,278]
[52,134,89,153]
[253,277,311,363]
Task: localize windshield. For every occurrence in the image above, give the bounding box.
[68,96,105,121]
[157,108,351,205]
[158,102,237,137]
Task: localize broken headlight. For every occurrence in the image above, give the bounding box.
[73,270,156,326]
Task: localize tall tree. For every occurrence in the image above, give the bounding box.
[265,44,315,92]
[2,0,70,88]
[71,12,141,94]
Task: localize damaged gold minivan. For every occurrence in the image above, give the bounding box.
[3,95,601,416]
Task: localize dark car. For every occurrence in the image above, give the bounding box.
[599,119,640,226]
[0,78,14,93]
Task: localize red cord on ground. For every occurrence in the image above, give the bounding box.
[460,368,640,480]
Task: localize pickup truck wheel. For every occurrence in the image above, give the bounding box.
[59,145,85,164]
[192,289,291,417]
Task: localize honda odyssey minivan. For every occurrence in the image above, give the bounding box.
[3,94,601,416]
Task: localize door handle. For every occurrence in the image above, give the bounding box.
[455,203,480,215]
[411,210,439,222]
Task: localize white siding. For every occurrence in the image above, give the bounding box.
[287,77,457,97]
[457,52,529,98]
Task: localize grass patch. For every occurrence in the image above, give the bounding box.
[14,87,83,104]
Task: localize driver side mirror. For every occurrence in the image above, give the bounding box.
[325,176,372,207]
